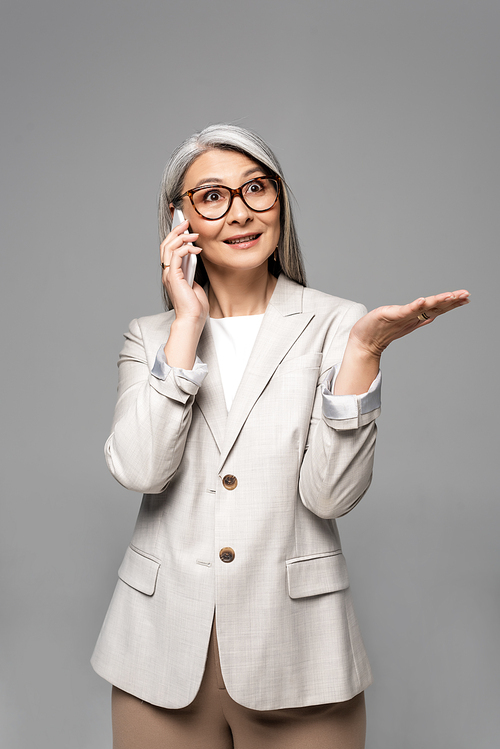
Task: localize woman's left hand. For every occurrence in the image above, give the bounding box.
[334,289,470,396]
[349,289,470,359]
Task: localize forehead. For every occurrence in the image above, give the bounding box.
[183,149,263,189]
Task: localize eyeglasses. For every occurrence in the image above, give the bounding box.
[179,176,281,220]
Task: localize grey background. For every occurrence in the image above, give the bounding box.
[1,1,498,747]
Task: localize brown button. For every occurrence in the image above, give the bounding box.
[219,547,235,563]
[222,474,238,490]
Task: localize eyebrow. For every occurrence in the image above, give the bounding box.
[192,167,265,189]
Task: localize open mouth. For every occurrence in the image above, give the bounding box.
[224,233,261,245]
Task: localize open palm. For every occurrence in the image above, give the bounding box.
[350,290,470,358]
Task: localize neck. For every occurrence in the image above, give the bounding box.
[207,265,278,318]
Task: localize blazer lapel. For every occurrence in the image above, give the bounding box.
[195,321,227,452]
[218,276,314,471]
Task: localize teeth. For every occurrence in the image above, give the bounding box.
[226,235,258,244]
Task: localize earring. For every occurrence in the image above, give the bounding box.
[273,247,278,262]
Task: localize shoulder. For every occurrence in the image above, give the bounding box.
[273,275,366,328]
[303,285,367,319]
[274,275,365,316]
[119,311,176,363]
[125,309,176,338]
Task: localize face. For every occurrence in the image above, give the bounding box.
[179,150,280,275]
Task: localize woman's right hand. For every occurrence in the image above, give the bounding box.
[161,219,209,370]
[160,219,209,325]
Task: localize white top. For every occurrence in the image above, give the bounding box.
[209,314,264,411]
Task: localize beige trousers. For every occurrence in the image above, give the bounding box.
[112,622,366,749]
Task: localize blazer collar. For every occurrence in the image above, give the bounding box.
[194,275,315,468]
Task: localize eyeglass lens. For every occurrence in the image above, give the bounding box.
[192,178,278,219]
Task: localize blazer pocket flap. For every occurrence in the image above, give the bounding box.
[118,546,160,596]
[275,352,323,378]
[286,551,349,599]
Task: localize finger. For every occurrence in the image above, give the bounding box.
[171,219,190,235]
[160,221,197,247]
[160,231,199,254]
[426,291,470,316]
[391,297,431,321]
[165,244,202,285]
[164,233,199,257]
[410,291,470,322]
[417,295,445,319]
[428,290,470,305]
[415,316,435,328]
[446,290,471,308]
[160,233,199,270]
[415,295,452,321]
[170,243,202,262]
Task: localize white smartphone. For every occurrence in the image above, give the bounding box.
[172,207,197,287]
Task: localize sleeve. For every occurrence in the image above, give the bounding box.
[104,319,208,494]
[298,303,381,519]
[322,366,381,430]
[151,344,208,386]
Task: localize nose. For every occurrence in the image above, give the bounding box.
[226,194,252,224]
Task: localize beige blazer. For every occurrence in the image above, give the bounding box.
[91,274,380,710]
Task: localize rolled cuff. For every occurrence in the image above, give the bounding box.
[322,365,381,430]
[151,345,208,387]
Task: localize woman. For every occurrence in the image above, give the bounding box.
[92,124,469,748]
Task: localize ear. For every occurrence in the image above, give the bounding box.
[169,203,175,218]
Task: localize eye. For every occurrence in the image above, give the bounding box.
[201,189,224,203]
[245,179,265,194]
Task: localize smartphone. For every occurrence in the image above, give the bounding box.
[172,207,197,287]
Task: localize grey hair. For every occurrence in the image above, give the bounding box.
[158,123,306,309]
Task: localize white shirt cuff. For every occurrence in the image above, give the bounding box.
[151,345,208,386]
[322,365,381,420]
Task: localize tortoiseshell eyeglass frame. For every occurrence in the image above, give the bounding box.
[179,175,281,220]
